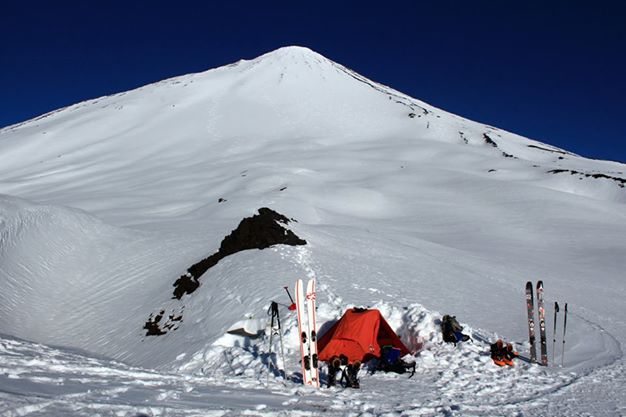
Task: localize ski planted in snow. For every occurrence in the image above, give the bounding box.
[525,281,537,363]
[295,278,319,387]
[295,279,312,385]
[267,301,286,383]
[283,286,296,311]
[306,278,320,387]
[561,303,568,367]
[552,301,559,365]
[536,281,548,366]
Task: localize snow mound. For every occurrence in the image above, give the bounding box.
[174,299,579,415]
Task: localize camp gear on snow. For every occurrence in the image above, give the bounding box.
[491,339,506,366]
[491,339,518,367]
[378,345,416,377]
[503,343,519,366]
[383,345,401,363]
[326,356,342,387]
[441,315,470,345]
[339,354,349,366]
[327,354,361,388]
[318,308,410,363]
[340,360,361,389]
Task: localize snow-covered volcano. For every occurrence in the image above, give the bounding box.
[1,46,624,416]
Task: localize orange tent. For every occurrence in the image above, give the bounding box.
[317,308,410,363]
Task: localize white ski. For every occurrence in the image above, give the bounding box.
[306,278,320,387]
[295,279,313,386]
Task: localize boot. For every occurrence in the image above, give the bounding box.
[327,356,341,387]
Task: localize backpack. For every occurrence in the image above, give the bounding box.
[441,315,468,344]
[378,345,416,377]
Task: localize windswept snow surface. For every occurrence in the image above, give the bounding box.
[0,46,625,415]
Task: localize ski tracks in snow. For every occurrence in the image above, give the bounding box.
[289,245,344,312]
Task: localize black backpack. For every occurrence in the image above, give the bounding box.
[441,315,465,344]
[378,345,416,377]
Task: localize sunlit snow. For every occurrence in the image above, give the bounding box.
[0,46,624,416]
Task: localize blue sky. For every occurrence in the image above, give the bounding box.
[1,1,625,162]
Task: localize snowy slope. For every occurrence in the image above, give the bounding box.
[0,46,625,416]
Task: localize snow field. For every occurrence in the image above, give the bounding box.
[0,46,624,415]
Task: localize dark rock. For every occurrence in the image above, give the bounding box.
[144,311,167,336]
[173,207,306,299]
[172,274,200,299]
[547,169,626,187]
[483,133,498,148]
[148,208,307,334]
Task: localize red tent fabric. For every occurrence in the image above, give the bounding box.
[317,308,410,363]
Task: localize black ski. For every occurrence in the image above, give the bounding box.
[525,281,537,363]
[536,281,548,366]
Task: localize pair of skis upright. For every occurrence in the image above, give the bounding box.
[295,278,319,387]
[525,281,548,365]
[525,281,568,366]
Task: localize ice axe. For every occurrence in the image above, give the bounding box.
[283,286,296,310]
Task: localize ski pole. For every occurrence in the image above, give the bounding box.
[267,302,276,385]
[267,301,286,382]
[283,286,296,310]
[561,303,568,367]
[552,302,559,365]
[275,303,287,378]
